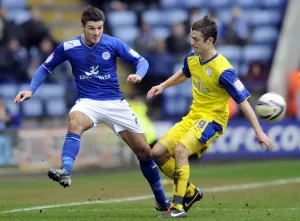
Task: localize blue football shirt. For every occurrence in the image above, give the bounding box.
[42,34,147,100]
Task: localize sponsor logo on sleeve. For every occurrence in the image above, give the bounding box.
[234,78,245,91]
[129,48,139,58]
[45,52,54,63]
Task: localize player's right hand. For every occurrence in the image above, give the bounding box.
[14,91,33,104]
[146,85,164,99]
[256,131,274,151]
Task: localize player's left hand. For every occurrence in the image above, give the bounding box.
[256,131,274,151]
[127,74,142,84]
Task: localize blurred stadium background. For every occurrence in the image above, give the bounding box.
[0,0,300,220]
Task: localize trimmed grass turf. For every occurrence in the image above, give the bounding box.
[1,160,300,220]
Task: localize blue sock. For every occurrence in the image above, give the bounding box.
[61,132,81,175]
[139,158,169,205]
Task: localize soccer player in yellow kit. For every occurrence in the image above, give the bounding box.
[147,16,274,218]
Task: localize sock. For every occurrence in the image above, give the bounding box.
[173,165,190,206]
[139,158,169,205]
[61,132,81,175]
[171,202,184,211]
[160,157,175,179]
[161,158,195,196]
[186,182,196,197]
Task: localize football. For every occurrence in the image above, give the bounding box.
[255,92,287,122]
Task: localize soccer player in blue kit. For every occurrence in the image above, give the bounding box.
[14,6,170,211]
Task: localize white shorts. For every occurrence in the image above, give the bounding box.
[70,98,144,134]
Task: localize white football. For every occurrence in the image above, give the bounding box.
[255,92,286,122]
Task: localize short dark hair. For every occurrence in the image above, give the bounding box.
[81,6,105,26]
[192,16,218,43]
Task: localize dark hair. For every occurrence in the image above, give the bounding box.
[192,16,218,43]
[81,6,105,26]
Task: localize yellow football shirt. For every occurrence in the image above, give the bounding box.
[182,51,250,128]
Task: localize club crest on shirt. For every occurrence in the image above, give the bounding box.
[206,68,212,76]
[102,51,110,60]
[45,52,54,63]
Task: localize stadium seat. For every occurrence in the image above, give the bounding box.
[0,84,18,98]
[163,85,178,97]
[183,0,208,8]
[242,45,273,64]
[1,0,26,8]
[162,9,189,26]
[251,26,279,44]
[261,0,287,8]
[239,63,249,76]
[244,9,282,26]
[141,10,162,26]
[179,79,192,97]
[35,84,66,99]
[207,0,233,9]
[45,98,67,117]
[217,9,232,24]
[152,27,171,40]
[112,26,139,46]
[6,9,30,24]
[21,98,43,117]
[163,96,189,115]
[4,99,20,118]
[230,62,240,75]
[173,63,183,73]
[216,45,242,63]
[18,83,30,92]
[107,11,137,28]
[235,0,261,8]
[161,0,182,8]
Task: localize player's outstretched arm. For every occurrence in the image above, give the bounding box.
[147,69,187,99]
[239,100,274,150]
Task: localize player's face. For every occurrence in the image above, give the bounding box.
[82,21,104,44]
[190,30,213,54]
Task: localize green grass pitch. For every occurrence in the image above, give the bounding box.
[1,160,300,221]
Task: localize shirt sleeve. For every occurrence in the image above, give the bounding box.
[29,65,49,94]
[219,68,250,104]
[116,39,143,65]
[115,39,148,77]
[182,56,191,78]
[42,43,67,73]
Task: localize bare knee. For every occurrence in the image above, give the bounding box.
[68,119,85,134]
[152,143,171,166]
[174,144,189,161]
[135,144,151,159]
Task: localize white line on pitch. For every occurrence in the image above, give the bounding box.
[1,177,300,214]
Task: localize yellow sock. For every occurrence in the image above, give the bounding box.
[185,182,196,197]
[160,157,175,179]
[173,165,190,198]
[161,158,194,196]
[171,203,183,211]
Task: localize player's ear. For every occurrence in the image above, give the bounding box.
[208,37,214,44]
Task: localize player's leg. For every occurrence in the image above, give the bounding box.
[48,99,96,188]
[61,111,93,173]
[162,119,223,217]
[119,131,170,210]
[152,126,197,201]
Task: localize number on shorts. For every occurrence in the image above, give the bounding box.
[197,120,206,129]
